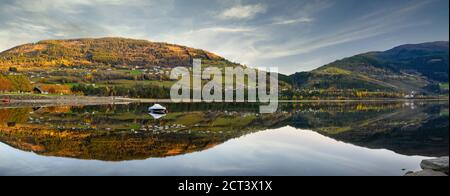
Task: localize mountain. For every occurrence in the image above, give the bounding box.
[0,37,239,69]
[0,37,291,99]
[0,38,448,98]
[379,41,449,82]
[290,41,449,94]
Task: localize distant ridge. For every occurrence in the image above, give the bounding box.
[290,41,449,94]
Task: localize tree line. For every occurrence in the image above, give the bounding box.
[71,84,171,98]
[0,75,33,93]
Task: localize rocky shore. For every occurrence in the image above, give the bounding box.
[405,157,449,176]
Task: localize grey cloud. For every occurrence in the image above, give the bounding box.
[0,0,448,74]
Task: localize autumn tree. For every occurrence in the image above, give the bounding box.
[7,75,33,92]
[0,75,13,92]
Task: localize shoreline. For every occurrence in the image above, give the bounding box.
[1,94,449,106]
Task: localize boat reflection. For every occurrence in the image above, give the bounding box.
[149,112,167,119]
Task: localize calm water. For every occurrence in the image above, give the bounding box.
[0,101,448,176]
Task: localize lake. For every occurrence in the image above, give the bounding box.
[0,101,448,176]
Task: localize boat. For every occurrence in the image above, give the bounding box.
[148,104,168,114]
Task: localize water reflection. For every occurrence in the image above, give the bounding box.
[149,113,166,119]
[0,101,448,164]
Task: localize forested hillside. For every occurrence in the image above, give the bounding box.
[290,41,449,96]
[0,37,239,69]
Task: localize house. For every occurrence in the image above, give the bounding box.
[404,91,416,99]
[33,87,44,94]
[34,85,71,95]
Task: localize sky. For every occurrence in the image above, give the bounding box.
[0,0,448,74]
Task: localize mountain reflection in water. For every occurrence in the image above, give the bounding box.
[0,101,448,163]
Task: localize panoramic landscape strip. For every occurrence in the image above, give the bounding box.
[0,0,448,183]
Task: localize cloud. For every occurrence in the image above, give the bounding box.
[272,17,313,25]
[0,0,172,51]
[155,25,266,66]
[253,0,435,60]
[0,0,446,74]
[1,0,146,15]
[196,27,254,33]
[153,0,439,74]
[218,4,267,20]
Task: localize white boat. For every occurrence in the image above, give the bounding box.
[148,104,168,114]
